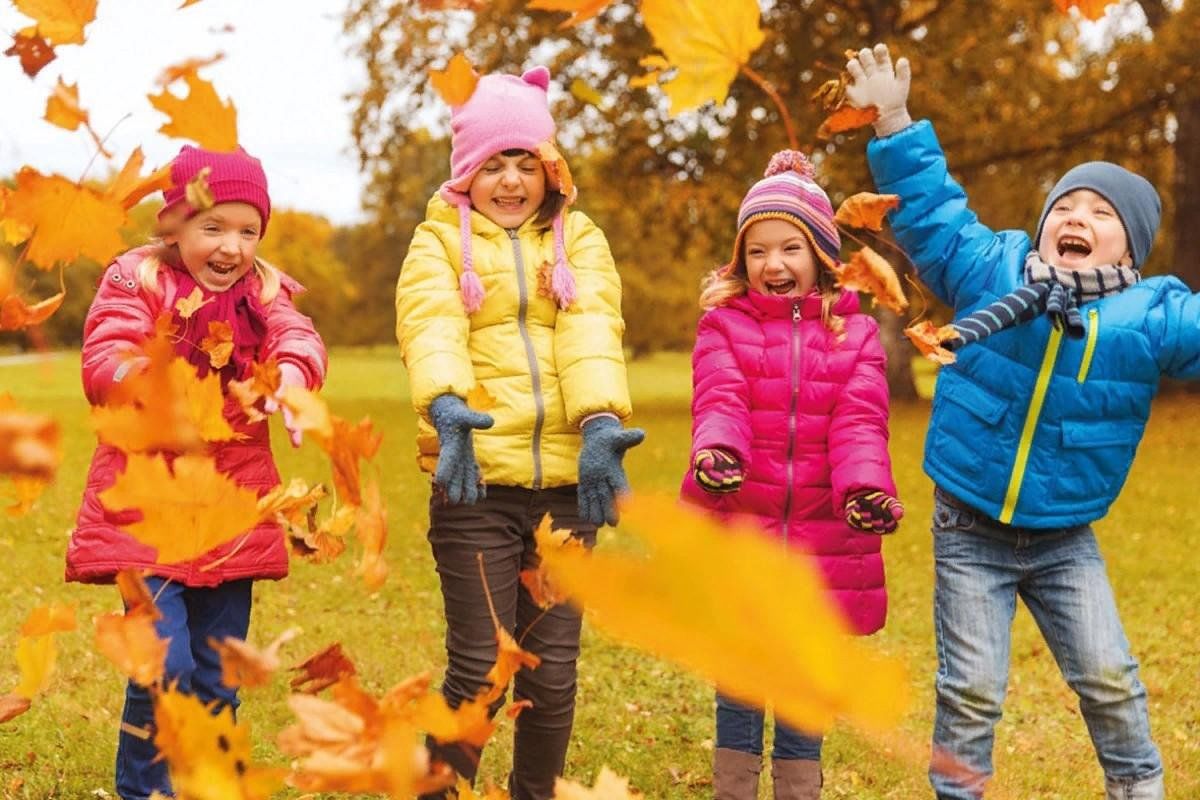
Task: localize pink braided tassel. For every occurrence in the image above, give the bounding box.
[457,201,486,313]
[550,214,577,310]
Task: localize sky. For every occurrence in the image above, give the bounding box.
[0,0,368,225]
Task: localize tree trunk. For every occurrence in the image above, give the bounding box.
[877,308,920,401]
[1172,92,1200,291]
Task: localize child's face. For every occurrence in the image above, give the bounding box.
[1037,189,1132,270]
[164,202,263,293]
[469,151,546,229]
[744,218,819,297]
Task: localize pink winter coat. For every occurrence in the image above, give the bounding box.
[680,289,896,635]
[65,247,328,587]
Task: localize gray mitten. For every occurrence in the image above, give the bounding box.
[577,416,645,526]
[429,393,494,505]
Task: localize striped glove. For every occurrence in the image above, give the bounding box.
[692,448,744,494]
[845,489,904,534]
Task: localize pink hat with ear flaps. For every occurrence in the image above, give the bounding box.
[438,66,576,315]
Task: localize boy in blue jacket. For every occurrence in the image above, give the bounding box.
[845,44,1199,800]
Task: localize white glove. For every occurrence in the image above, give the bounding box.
[263,362,307,447]
[845,43,913,138]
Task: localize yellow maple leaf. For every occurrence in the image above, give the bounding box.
[0,288,66,332]
[536,141,577,205]
[535,494,909,734]
[43,76,87,131]
[209,627,300,690]
[527,0,614,28]
[14,632,55,698]
[174,286,213,319]
[552,767,642,799]
[200,319,233,369]
[2,476,47,517]
[149,72,239,151]
[186,166,214,212]
[98,453,261,564]
[1,167,127,269]
[13,0,97,45]
[105,148,173,211]
[429,52,479,107]
[638,0,764,114]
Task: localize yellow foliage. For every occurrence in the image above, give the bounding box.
[149,72,239,151]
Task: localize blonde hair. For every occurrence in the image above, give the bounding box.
[135,241,281,304]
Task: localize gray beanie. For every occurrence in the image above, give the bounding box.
[1035,161,1161,269]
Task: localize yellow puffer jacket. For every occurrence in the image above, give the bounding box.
[396,194,633,488]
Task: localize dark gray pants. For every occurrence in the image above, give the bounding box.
[423,484,596,800]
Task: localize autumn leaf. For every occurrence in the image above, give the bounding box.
[43,76,87,130]
[185,165,215,212]
[1,167,127,269]
[20,604,76,637]
[289,642,357,694]
[228,359,282,422]
[817,105,879,140]
[429,52,479,107]
[0,402,60,479]
[537,141,576,205]
[258,478,327,522]
[535,494,909,734]
[465,383,496,413]
[520,515,580,610]
[280,385,334,441]
[320,416,383,507]
[4,32,56,77]
[13,0,97,45]
[2,476,47,517]
[0,288,66,331]
[411,692,495,748]
[94,608,167,687]
[568,77,604,106]
[628,54,669,90]
[105,148,173,211]
[1053,0,1118,21]
[0,694,32,723]
[210,627,301,689]
[156,53,225,86]
[481,627,541,705]
[553,767,642,799]
[200,319,234,369]
[905,320,959,366]
[527,0,614,28]
[834,248,908,314]
[834,192,900,232]
[99,453,261,564]
[286,503,353,564]
[637,0,764,114]
[14,631,56,698]
[353,479,389,590]
[174,287,213,319]
[149,71,239,151]
[455,777,511,800]
[115,568,159,619]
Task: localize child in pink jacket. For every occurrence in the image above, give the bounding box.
[681,150,902,800]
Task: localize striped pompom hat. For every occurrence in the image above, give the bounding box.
[721,150,841,275]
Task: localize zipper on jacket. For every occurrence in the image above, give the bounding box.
[1076,308,1099,383]
[999,324,1063,524]
[781,301,802,542]
[508,228,545,489]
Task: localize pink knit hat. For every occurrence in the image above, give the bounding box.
[158,145,272,236]
[438,66,576,314]
[722,150,841,276]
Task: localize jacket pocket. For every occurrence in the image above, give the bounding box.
[1052,419,1142,503]
[931,370,1009,480]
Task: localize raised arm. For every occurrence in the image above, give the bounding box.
[1147,278,1200,380]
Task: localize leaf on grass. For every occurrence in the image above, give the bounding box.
[4,32,56,77]
[429,52,479,107]
[200,319,233,369]
[13,0,97,45]
[0,694,31,723]
[98,453,261,565]
[527,0,614,28]
[834,248,908,314]
[289,642,357,694]
[210,627,301,690]
[0,403,60,479]
[834,193,900,231]
[148,72,238,151]
[904,320,959,365]
[1,167,127,269]
[535,494,910,734]
[552,767,642,799]
[637,0,764,114]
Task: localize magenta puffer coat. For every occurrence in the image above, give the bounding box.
[680,289,896,634]
[65,247,328,587]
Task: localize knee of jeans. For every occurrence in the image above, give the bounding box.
[939,676,1006,717]
[513,662,576,710]
[1072,660,1144,706]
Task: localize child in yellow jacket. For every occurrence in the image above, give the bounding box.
[395,65,642,800]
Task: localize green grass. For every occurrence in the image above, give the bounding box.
[1,349,1198,799]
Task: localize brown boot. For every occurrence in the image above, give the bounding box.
[713,747,762,800]
[771,757,822,800]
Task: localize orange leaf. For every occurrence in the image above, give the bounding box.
[43,76,88,131]
[519,514,579,610]
[1053,0,1117,20]
[94,609,167,687]
[834,192,900,232]
[280,385,333,441]
[0,404,60,479]
[258,478,327,522]
[3,32,55,77]
[105,149,173,211]
[527,0,614,28]
[1,167,127,269]
[200,319,233,369]
[185,165,214,212]
[429,52,479,107]
[98,453,261,564]
[210,627,300,689]
[289,642,357,694]
[835,248,909,314]
[536,140,577,205]
[817,104,879,140]
[148,71,238,151]
[13,0,97,45]
[115,568,160,619]
[0,289,66,331]
[553,767,641,799]
[173,286,213,320]
[14,631,56,698]
[0,694,31,723]
[412,692,495,748]
[465,384,496,413]
[156,52,224,86]
[2,476,47,517]
[353,479,389,590]
[19,604,75,637]
[481,628,540,705]
[286,503,353,564]
[904,320,959,365]
[810,77,846,112]
[316,416,382,508]
[228,359,282,422]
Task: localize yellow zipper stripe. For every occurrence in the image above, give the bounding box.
[1000,325,1063,524]
[1076,308,1099,383]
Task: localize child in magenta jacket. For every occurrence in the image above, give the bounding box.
[681,151,902,800]
[65,145,327,800]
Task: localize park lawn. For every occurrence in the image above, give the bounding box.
[1,348,1197,799]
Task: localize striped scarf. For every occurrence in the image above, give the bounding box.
[947,252,1139,350]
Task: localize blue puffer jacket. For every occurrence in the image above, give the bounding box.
[868,121,1200,529]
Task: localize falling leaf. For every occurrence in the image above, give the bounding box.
[628,54,669,89]
[527,0,614,28]
[904,320,959,365]
[535,494,909,734]
[520,515,580,610]
[14,632,55,698]
[228,359,282,422]
[481,628,540,705]
[156,52,224,85]
[279,385,333,441]
[174,287,213,319]
[19,604,75,637]
[94,608,167,687]
[0,405,60,479]
[412,692,495,748]
[319,416,382,507]
[817,105,879,140]
[185,165,214,212]
[98,453,261,564]
[115,568,159,619]
[568,77,604,106]
[4,32,56,77]
[638,0,765,114]
[553,767,642,799]
[148,71,239,151]
[286,503,352,564]
[258,478,327,522]
[105,148,173,211]
[289,642,357,694]
[200,319,233,369]
[2,476,46,517]
[13,0,97,45]
[1053,0,1118,20]
[1,167,127,269]
[0,694,31,723]
[416,0,486,9]
[210,627,301,689]
[455,777,511,800]
[834,193,900,231]
[0,289,66,331]
[43,77,87,130]
[353,479,389,590]
[429,52,479,107]
[834,248,908,314]
[537,140,576,205]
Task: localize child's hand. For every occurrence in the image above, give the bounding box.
[845,43,913,137]
[429,393,494,506]
[578,416,645,526]
[692,448,744,494]
[263,363,308,448]
[845,489,904,534]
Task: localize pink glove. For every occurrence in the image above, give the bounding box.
[262,362,307,447]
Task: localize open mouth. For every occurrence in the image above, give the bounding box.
[208,261,240,276]
[493,197,526,211]
[765,280,797,295]
[1056,236,1092,258]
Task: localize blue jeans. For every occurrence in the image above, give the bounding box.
[715,693,822,761]
[929,488,1162,799]
[115,577,253,800]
